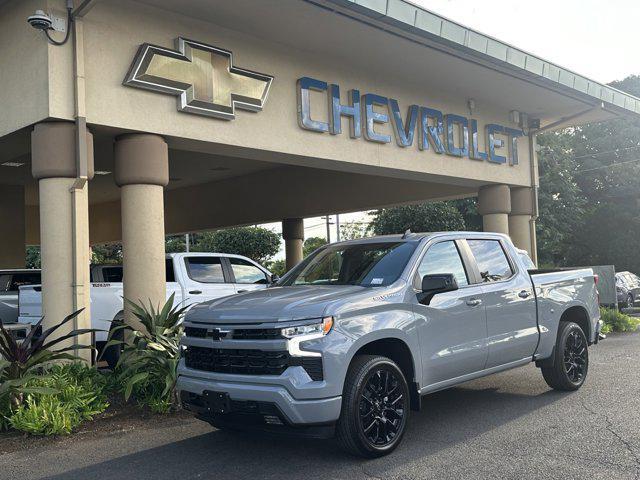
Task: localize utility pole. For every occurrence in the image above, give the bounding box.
[325,215,331,243]
[336,214,340,242]
[185,233,190,252]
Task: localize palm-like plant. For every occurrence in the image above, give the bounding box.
[104,294,189,411]
[0,310,96,409]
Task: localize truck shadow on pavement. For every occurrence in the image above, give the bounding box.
[43,374,565,480]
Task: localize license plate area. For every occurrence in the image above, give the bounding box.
[202,390,231,414]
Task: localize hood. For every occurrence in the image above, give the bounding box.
[186,285,368,324]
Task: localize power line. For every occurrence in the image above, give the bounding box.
[574,158,640,174]
[571,144,640,161]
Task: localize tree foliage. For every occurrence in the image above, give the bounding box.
[303,237,327,256]
[193,227,280,264]
[370,201,466,235]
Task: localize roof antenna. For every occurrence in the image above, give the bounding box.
[402,229,412,239]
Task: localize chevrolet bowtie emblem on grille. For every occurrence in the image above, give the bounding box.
[123,37,274,120]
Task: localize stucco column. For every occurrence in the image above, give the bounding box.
[115,134,168,325]
[31,122,93,357]
[509,187,535,258]
[0,186,26,268]
[478,184,511,235]
[282,218,304,272]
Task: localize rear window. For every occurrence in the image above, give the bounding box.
[8,272,41,292]
[467,240,514,283]
[101,267,123,283]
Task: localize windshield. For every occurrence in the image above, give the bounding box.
[280,241,417,287]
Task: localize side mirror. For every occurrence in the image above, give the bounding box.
[270,273,280,284]
[418,274,458,305]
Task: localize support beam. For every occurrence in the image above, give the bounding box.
[31,122,93,359]
[509,187,535,259]
[115,134,168,325]
[0,185,25,268]
[282,218,304,271]
[478,184,511,235]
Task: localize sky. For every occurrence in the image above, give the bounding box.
[266,0,639,260]
[412,0,640,84]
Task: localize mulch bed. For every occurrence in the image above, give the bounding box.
[0,396,193,454]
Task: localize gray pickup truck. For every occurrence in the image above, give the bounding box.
[177,232,601,457]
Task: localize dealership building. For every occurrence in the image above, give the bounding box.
[1,0,639,339]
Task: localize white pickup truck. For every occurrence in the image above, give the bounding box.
[18,252,273,366]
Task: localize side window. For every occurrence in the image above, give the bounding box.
[0,275,11,292]
[102,267,123,283]
[229,258,268,284]
[185,257,225,283]
[467,240,514,283]
[166,259,176,283]
[417,241,469,287]
[9,272,42,291]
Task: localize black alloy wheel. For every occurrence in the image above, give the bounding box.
[336,355,410,457]
[563,330,587,384]
[359,368,406,447]
[541,321,589,391]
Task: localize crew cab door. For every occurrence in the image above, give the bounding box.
[413,240,489,387]
[226,256,271,293]
[180,256,236,307]
[465,239,538,367]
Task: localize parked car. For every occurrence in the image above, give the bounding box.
[17,253,273,367]
[177,232,601,457]
[615,271,640,309]
[0,269,42,324]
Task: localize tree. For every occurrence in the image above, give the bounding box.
[25,247,40,269]
[370,201,466,235]
[303,237,327,256]
[266,259,286,277]
[339,222,371,241]
[193,226,280,264]
[91,244,122,265]
[165,235,186,253]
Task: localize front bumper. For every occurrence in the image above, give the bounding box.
[176,370,342,426]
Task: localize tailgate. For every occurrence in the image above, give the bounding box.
[18,285,43,325]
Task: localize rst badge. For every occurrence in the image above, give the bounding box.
[124,37,273,120]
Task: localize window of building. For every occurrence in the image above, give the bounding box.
[417,241,468,287]
[467,240,514,282]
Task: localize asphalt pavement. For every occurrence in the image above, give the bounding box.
[2,333,639,480]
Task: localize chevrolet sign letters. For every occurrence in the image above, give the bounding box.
[124,38,273,120]
[296,76,524,165]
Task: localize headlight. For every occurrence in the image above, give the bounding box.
[281,317,333,338]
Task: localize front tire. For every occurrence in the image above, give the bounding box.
[627,293,634,309]
[336,355,410,458]
[541,321,589,391]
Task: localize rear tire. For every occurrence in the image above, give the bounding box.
[336,355,410,458]
[541,321,589,391]
[101,315,124,370]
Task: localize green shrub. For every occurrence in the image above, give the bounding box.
[107,294,187,413]
[600,307,640,333]
[4,363,110,435]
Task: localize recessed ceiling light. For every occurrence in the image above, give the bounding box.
[1,162,25,167]
[94,171,112,176]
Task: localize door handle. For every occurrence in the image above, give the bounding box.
[189,290,202,295]
[518,290,531,299]
[466,298,482,307]
[237,289,248,293]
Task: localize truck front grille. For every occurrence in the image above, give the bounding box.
[184,346,323,380]
[184,326,284,340]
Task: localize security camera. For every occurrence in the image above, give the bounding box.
[27,10,53,30]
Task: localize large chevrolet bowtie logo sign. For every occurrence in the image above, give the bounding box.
[123,38,274,120]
